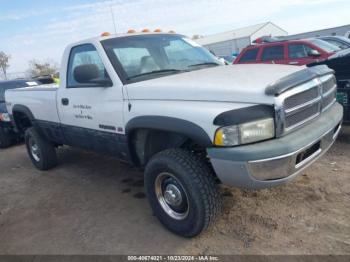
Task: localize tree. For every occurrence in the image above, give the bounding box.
[27,59,58,77]
[0,51,11,80]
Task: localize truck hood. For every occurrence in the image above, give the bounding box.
[125,64,303,104]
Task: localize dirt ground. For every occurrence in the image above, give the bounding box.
[0,128,349,255]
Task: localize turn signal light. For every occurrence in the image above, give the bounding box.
[125,29,175,34]
[101,32,111,37]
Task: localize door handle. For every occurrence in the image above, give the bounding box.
[61,98,69,106]
[289,61,299,65]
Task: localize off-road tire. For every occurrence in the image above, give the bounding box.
[25,127,57,170]
[0,127,13,149]
[144,148,222,237]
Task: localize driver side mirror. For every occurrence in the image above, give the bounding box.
[73,64,113,87]
[308,49,321,57]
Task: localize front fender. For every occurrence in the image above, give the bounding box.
[125,115,212,147]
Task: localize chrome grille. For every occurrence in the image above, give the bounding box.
[275,74,337,136]
[322,75,337,94]
[322,88,336,111]
[284,86,319,109]
[285,103,320,128]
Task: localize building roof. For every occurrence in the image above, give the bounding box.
[195,22,287,45]
[286,24,350,39]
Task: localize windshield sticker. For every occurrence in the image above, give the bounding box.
[182,38,201,47]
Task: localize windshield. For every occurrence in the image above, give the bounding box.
[309,39,341,53]
[102,34,222,82]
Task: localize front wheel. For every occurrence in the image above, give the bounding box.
[144,149,222,237]
[25,127,57,170]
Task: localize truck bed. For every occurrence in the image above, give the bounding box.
[5,84,60,123]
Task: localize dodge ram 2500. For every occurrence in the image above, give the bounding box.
[5,32,343,237]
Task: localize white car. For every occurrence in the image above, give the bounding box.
[5,32,343,237]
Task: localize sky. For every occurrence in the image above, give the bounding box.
[0,0,349,74]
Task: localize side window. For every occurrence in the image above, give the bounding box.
[288,44,313,59]
[238,48,258,62]
[261,45,284,61]
[67,44,111,88]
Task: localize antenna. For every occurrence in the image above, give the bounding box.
[110,5,117,34]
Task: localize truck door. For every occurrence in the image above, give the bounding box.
[57,43,127,159]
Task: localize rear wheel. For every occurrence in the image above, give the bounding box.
[0,127,13,149]
[145,148,222,237]
[25,127,57,170]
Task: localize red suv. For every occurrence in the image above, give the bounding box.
[234,39,340,66]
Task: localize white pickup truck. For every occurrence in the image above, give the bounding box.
[5,32,343,237]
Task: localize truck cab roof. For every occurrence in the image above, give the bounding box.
[69,32,180,47]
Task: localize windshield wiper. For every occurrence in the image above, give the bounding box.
[127,69,185,80]
[188,62,220,68]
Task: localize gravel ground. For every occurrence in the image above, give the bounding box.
[0,127,349,255]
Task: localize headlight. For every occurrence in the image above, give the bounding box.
[214,118,275,146]
[0,113,11,122]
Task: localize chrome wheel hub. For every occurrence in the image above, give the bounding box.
[164,184,183,207]
[29,138,40,162]
[155,172,189,220]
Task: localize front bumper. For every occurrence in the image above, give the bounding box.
[207,103,343,189]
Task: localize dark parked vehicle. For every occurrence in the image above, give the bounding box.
[0,79,39,148]
[317,36,350,50]
[33,75,55,84]
[309,49,350,122]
